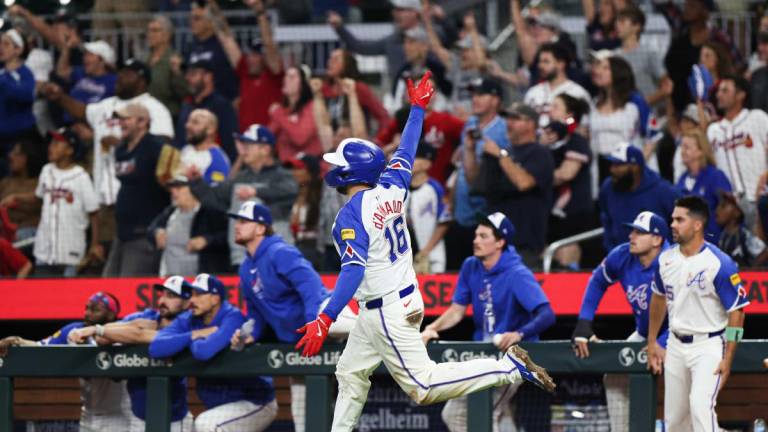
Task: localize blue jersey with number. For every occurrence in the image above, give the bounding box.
[331,107,426,301]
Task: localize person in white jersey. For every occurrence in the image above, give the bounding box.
[407,141,448,273]
[707,74,768,229]
[648,195,749,431]
[294,71,555,432]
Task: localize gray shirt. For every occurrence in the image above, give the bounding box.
[615,45,666,100]
[160,206,199,277]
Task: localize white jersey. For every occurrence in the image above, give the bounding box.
[332,162,417,301]
[33,164,99,266]
[652,242,749,335]
[406,178,447,273]
[86,93,174,205]
[707,109,768,201]
[523,79,591,123]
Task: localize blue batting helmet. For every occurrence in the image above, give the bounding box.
[323,138,386,188]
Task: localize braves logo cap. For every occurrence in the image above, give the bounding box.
[228,201,273,225]
[190,273,226,297]
[153,275,193,299]
[624,211,669,239]
[235,124,276,147]
[486,212,516,245]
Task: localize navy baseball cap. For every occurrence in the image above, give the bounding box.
[190,273,226,297]
[624,211,669,239]
[153,275,193,299]
[187,58,215,74]
[234,124,276,147]
[48,127,83,161]
[415,141,436,161]
[228,201,273,225]
[485,212,516,245]
[122,58,151,82]
[604,142,645,167]
[468,77,503,97]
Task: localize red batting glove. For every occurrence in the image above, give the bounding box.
[407,70,436,110]
[295,313,333,357]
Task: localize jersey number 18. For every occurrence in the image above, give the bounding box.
[384,215,409,263]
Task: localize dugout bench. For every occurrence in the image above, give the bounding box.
[1,341,766,432]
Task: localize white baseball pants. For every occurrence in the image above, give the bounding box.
[331,288,522,432]
[604,330,647,432]
[129,412,194,431]
[664,334,725,432]
[193,399,277,432]
[441,381,520,432]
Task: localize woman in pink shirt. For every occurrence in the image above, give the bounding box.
[269,65,322,161]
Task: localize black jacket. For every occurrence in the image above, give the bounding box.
[147,204,230,274]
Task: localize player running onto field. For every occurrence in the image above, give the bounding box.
[294,71,555,432]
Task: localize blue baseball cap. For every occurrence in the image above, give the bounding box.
[152,275,193,299]
[228,201,273,225]
[485,212,516,245]
[190,273,226,297]
[604,142,645,167]
[234,124,276,147]
[624,211,669,239]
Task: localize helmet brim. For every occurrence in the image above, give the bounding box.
[323,151,347,167]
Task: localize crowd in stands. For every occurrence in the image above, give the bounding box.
[2,0,768,278]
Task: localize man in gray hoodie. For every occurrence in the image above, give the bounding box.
[189,124,298,268]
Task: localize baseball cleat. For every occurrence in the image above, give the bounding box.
[505,345,556,393]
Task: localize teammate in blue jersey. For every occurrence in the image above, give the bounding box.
[648,196,749,431]
[68,276,195,431]
[294,71,555,432]
[0,291,129,431]
[572,210,670,432]
[226,201,357,432]
[150,273,277,432]
[422,212,556,431]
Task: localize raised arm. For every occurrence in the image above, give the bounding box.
[510,0,538,66]
[9,6,64,47]
[209,0,241,68]
[343,79,368,139]
[247,0,282,74]
[328,12,387,56]
[581,0,596,24]
[421,0,452,69]
[310,79,334,152]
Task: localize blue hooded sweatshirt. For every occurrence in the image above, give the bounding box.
[599,167,680,251]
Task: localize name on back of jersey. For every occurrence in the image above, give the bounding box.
[372,199,404,229]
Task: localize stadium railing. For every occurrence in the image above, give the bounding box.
[2,340,765,432]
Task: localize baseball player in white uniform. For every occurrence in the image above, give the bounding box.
[294,72,555,432]
[647,195,748,431]
[707,74,768,227]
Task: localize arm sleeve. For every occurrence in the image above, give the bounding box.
[189,177,232,212]
[203,149,231,186]
[148,101,175,139]
[356,83,391,127]
[274,247,327,323]
[379,106,426,189]
[39,323,81,345]
[451,260,473,306]
[149,318,192,358]
[253,169,299,203]
[321,264,365,320]
[335,26,387,56]
[578,248,622,320]
[516,303,556,337]
[190,311,245,361]
[713,258,750,312]
[651,265,666,295]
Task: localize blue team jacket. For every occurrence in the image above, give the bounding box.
[453,247,552,341]
[239,235,329,343]
[149,302,275,408]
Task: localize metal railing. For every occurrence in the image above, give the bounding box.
[543,227,604,273]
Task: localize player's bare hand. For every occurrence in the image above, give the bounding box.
[236,185,257,200]
[230,329,255,349]
[421,328,439,345]
[482,138,501,157]
[68,327,95,344]
[192,327,218,340]
[647,341,665,375]
[100,136,121,152]
[187,236,208,252]
[714,356,734,391]
[40,82,64,102]
[572,335,601,359]
[494,332,522,351]
[327,11,343,29]
[155,229,167,250]
[0,337,20,358]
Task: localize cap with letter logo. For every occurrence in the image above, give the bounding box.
[485,212,516,245]
[190,273,226,297]
[623,211,669,239]
[228,201,273,225]
[153,275,193,299]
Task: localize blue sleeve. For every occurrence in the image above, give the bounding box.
[452,259,473,306]
[190,310,245,361]
[578,247,623,320]
[122,310,160,322]
[713,258,750,312]
[149,317,192,358]
[715,169,732,193]
[429,179,446,219]
[40,322,82,345]
[651,266,666,295]
[321,264,365,320]
[657,329,669,349]
[512,269,550,313]
[516,303,556,337]
[217,104,238,162]
[274,247,326,323]
[69,67,85,84]
[203,148,231,186]
[332,204,369,267]
[379,106,425,190]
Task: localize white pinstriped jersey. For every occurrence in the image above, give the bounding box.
[707,109,768,200]
[651,243,749,335]
[523,79,591,119]
[33,164,99,266]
